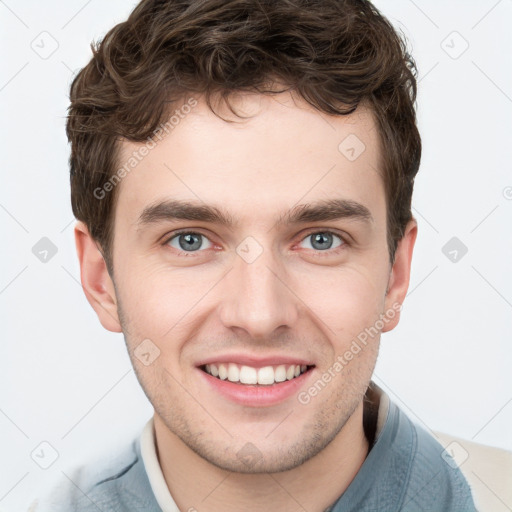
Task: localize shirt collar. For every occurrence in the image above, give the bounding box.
[140,416,181,512]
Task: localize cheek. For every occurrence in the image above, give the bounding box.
[293,262,388,342]
[116,265,216,345]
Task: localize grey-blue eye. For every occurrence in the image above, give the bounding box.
[300,232,344,251]
[167,232,213,252]
[164,230,344,255]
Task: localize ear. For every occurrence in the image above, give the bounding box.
[74,221,122,333]
[381,218,418,332]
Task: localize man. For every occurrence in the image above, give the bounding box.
[33,0,477,510]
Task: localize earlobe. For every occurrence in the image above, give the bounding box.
[382,218,418,333]
[74,221,122,333]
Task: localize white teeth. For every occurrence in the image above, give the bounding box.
[274,365,287,382]
[204,363,310,384]
[227,363,239,382]
[239,365,258,384]
[257,366,275,385]
[218,363,228,380]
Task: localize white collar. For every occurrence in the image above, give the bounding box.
[140,417,181,512]
[140,384,389,512]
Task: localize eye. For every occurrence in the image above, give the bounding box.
[298,231,346,253]
[162,229,347,257]
[165,231,213,254]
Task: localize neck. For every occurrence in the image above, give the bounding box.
[154,401,369,512]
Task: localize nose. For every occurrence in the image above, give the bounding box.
[218,241,300,340]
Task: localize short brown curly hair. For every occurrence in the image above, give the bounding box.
[66,0,421,274]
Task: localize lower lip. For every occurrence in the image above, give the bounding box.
[198,368,314,407]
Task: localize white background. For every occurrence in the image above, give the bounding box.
[1,1,511,510]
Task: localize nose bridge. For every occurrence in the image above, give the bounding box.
[219,237,299,338]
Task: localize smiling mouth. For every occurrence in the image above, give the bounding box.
[200,363,314,385]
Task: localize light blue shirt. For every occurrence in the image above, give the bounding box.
[30,387,477,512]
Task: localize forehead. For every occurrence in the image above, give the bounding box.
[115,91,384,229]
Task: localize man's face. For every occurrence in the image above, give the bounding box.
[88,91,413,473]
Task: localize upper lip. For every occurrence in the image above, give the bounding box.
[196,353,315,368]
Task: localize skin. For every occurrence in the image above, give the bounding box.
[75,90,417,512]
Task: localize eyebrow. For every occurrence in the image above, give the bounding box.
[136,198,374,229]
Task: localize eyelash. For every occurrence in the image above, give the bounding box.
[161,229,349,257]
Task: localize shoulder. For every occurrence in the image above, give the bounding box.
[27,437,161,512]
[390,404,477,512]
